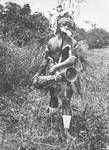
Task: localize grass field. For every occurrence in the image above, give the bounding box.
[0,47,109,150]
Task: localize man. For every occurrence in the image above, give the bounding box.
[33,12,83,136]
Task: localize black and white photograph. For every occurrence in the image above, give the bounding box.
[0,0,109,149]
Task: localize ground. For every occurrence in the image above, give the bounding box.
[0,47,109,150]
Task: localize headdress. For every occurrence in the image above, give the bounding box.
[57,11,76,31]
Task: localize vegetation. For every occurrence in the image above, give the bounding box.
[0,2,109,150]
[76,28,109,49]
[0,2,52,93]
[0,2,51,46]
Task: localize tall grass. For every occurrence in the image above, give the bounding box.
[0,42,109,150]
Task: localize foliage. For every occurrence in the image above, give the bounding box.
[0,2,52,93]
[0,2,109,150]
[0,39,48,93]
[0,2,51,46]
[76,28,109,49]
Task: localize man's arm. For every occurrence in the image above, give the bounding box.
[50,43,76,74]
[50,55,76,74]
[54,37,80,72]
[32,58,62,87]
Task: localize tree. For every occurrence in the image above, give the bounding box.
[0,2,51,46]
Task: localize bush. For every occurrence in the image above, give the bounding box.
[0,3,51,46]
[76,28,109,49]
[0,39,48,93]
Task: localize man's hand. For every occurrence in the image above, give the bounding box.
[50,65,56,74]
[32,73,39,84]
[54,73,62,82]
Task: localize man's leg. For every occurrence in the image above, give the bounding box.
[47,87,59,114]
[61,83,73,137]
